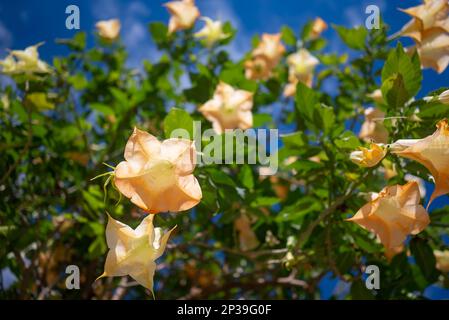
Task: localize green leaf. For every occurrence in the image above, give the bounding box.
[333,25,367,50]
[381,43,422,101]
[250,197,279,207]
[0,225,16,237]
[163,108,194,140]
[90,103,115,116]
[419,102,449,120]
[281,131,307,149]
[68,73,88,90]
[334,131,361,149]
[149,22,169,47]
[109,88,129,110]
[381,73,409,109]
[281,25,296,46]
[219,65,258,92]
[183,72,215,103]
[238,165,254,190]
[350,280,375,300]
[301,20,314,41]
[295,82,319,131]
[60,32,86,51]
[308,38,327,51]
[410,237,439,283]
[25,93,54,111]
[313,104,335,134]
[206,168,236,187]
[253,113,272,127]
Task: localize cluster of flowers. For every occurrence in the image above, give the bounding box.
[350,119,449,259]
[397,0,449,73]
[346,0,449,263]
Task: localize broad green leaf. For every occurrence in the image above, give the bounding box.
[25,93,54,111]
[281,131,307,149]
[308,38,327,51]
[163,108,194,140]
[381,73,409,109]
[313,104,335,134]
[109,88,129,110]
[281,25,296,46]
[90,103,115,116]
[381,43,422,101]
[68,73,88,90]
[238,165,254,190]
[251,197,279,207]
[350,280,375,300]
[295,82,319,131]
[149,22,169,46]
[410,237,439,283]
[206,168,236,187]
[333,25,367,50]
[334,131,361,149]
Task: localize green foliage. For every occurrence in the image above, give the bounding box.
[163,108,195,139]
[381,43,422,107]
[334,25,368,50]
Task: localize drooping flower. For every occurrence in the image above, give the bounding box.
[198,82,253,134]
[398,0,449,42]
[97,213,175,295]
[414,29,449,73]
[234,214,259,251]
[164,0,200,34]
[245,33,285,81]
[390,119,449,206]
[194,17,229,47]
[95,19,121,41]
[359,107,389,144]
[283,49,319,97]
[350,143,386,168]
[310,17,328,40]
[114,128,202,213]
[1,43,51,75]
[347,181,429,259]
[434,250,449,272]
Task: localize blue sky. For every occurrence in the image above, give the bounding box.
[1,0,449,299]
[1,0,447,95]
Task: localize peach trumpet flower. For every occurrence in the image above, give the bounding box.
[97,213,175,295]
[390,119,449,206]
[194,17,229,47]
[398,0,449,42]
[283,49,319,97]
[95,19,121,41]
[347,181,429,259]
[114,128,202,213]
[198,82,253,134]
[164,0,200,34]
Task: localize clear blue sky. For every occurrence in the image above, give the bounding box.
[1,0,448,299]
